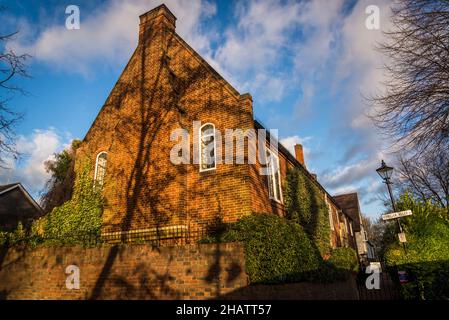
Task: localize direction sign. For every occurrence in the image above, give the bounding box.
[382,210,412,221]
[398,232,407,243]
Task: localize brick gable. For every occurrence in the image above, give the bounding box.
[76,5,254,234]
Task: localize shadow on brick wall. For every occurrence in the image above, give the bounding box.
[84,17,252,299]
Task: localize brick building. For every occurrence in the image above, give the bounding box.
[76,4,357,250]
[334,193,376,263]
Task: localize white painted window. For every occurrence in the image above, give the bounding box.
[94,151,108,187]
[265,147,283,203]
[200,123,216,172]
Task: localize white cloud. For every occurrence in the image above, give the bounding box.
[7,0,216,77]
[0,129,71,197]
[320,152,386,193]
[279,135,312,159]
[210,0,302,100]
[215,0,301,72]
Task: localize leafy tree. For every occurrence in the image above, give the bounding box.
[40,139,81,213]
[383,192,449,299]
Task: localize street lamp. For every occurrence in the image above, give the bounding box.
[376,160,397,212]
[376,160,406,252]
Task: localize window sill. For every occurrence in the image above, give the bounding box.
[269,197,284,206]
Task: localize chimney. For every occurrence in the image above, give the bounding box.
[294,144,306,168]
[139,4,176,41]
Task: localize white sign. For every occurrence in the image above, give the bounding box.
[398,232,407,243]
[382,210,412,221]
[369,262,382,273]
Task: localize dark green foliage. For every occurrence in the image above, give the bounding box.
[284,168,331,256]
[384,192,449,299]
[202,214,354,284]
[215,214,325,284]
[328,247,359,273]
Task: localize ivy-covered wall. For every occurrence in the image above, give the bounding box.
[284,167,331,257]
[0,160,103,247]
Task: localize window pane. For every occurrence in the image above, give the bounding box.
[95,152,107,186]
[274,170,281,201]
[200,124,216,170]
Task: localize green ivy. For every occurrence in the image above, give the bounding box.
[42,160,103,245]
[1,160,103,247]
[284,168,331,256]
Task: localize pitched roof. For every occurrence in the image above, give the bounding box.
[0,183,20,193]
[333,193,362,231]
[0,182,42,213]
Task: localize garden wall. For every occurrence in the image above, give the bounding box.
[0,243,359,300]
[0,243,247,299]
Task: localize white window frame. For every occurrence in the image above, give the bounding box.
[265,147,283,203]
[325,194,335,231]
[94,151,108,187]
[199,123,217,172]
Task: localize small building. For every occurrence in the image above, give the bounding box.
[0,183,43,231]
[333,192,375,264]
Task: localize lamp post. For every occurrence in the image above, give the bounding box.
[376,160,406,253]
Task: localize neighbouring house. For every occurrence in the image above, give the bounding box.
[333,192,375,264]
[0,183,43,231]
[75,4,357,251]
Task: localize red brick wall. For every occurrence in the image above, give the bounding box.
[75,6,254,233]
[0,243,247,300]
[0,243,359,300]
[73,4,355,252]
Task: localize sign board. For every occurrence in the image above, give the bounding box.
[369,262,382,273]
[382,210,412,221]
[398,271,409,284]
[398,232,407,243]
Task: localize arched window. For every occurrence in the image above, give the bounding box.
[94,152,108,187]
[199,123,216,171]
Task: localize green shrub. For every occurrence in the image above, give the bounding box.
[284,168,331,256]
[328,247,359,273]
[218,214,323,284]
[383,192,449,299]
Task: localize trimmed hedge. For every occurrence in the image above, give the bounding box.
[284,168,331,256]
[218,214,322,284]
[328,247,359,273]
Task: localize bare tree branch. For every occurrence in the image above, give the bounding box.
[0,9,30,167]
[397,152,449,208]
[370,0,449,156]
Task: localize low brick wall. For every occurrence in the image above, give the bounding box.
[0,243,247,300]
[0,243,360,300]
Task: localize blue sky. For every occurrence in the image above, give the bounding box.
[0,0,395,219]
